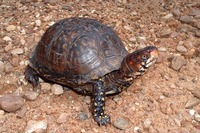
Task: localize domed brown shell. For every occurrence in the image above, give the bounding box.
[30,18,128,87]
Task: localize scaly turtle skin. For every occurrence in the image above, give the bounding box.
[25,17,158,126]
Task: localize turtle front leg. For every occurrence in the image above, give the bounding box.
[25,65,39,87]
[92,80,110,126]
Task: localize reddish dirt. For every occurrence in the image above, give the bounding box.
[0,0,200,132]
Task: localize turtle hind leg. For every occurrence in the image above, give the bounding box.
[25,65,39,87]
[92,80,110,126]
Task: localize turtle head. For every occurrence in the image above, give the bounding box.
[120,46,158,77]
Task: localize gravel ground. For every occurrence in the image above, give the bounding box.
[0,0,200,133]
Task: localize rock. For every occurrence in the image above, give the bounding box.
[51,84,64,95]
[17,106,27,118]
[195,30,200,37]
[4,63,13,74]
[24,120,48,133]
[172,10,181,18]
[0,94,25,112]
[35,20,41,26]
[160,28,172,38]
[3,36,12,42]
[57,113,68,124]
[143,118,152,129]
[197,22,200,29]
[23,91,39,101]
[171,56,187,71]
[11,48,24,55]
[179,16,195,25]
[113,117,130,130]
[6,25,16,31]
[158,47,167,52]
[176,45,187,53]
[163,13,173,19]
[40,83,51,93]
[185,97,200,109]
[189,8,200,16]
[189,109,195,116]
[0,61,5,73]
[192,87,200,99]
[4,43,13,52]
[194,114,200,122]
[129,37,136,42]
[78,112,89,121]
[124,25,131,31]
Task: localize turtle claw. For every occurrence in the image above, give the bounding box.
[25,65,39,87]
[95,114,110,126]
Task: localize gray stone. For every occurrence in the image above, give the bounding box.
[113,117,130,130]
[78,112,89,121]
[172,10,181,18]
[83,96,91,104]
[17,106,27,118]
[176,45,187,53]
[0,94,25,112]
[180,16,195,25]
[23,91,39,101]
[171,56,187,71]
[51,84,64,95]
[189,8,200,16]
[185,97,200,109]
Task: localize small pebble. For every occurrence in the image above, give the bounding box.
[11,48,24,55]
[192,87,200,99]
[179,16,195,25]
[163,13,173,19]
[3,36,12,42]
[176,45,187,53]
[195,30,200,37]
[81,129,86,133]
[189,109,195,116]
[194,114,200,122]
[23,91,39,101]
[4,43,13,52]
[0,61,5,73]
[113,117,130,130]
[160,28,172,38]
[78,112,89,121]
[158,47,167,52]
[188,8,200,16]
[4,63,13,74]
[143,118,152,129]
[0,94,25,112]
[57,113,68,124]
[129,37,136,42]
[185,97,200,109]
[17,106,27,118]
[171,56,187,71]
[6,25,16,31]
[51,84,64,95]
[35,20,41,26]
[24,120,48,133]
[40,83,51,93]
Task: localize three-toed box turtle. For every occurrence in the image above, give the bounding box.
[25,17,158,125]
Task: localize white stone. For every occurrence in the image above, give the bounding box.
[35,20,41,26]
[3,36,12,41]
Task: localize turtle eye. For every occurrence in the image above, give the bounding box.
[140,53,149,60]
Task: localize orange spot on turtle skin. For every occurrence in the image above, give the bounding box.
[129,61,134,65]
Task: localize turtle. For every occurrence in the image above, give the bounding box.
[25,17,158,126]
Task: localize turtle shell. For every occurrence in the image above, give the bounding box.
[30,18,128,87]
